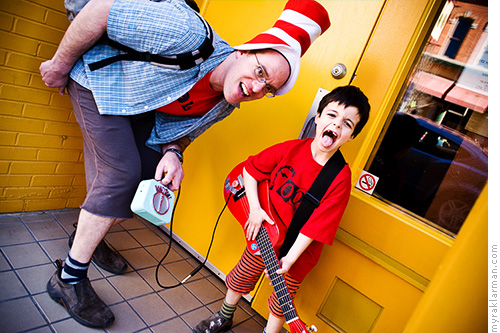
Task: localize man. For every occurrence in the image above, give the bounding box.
[40,0,330,328]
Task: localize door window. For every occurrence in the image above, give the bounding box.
[366,0,488,235]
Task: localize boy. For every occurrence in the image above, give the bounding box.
[194,85,370,333]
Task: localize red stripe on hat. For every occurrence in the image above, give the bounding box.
[284,0,331,33]
[273,20,310,57]
[243,33,290,48]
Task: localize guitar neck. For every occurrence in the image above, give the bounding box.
[256,228,299,324]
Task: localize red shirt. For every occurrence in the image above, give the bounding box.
[244,138,352,282]
[157,71,222,116]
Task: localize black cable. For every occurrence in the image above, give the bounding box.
[155,186,231,289]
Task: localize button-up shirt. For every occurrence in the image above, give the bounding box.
[69,0,237,152]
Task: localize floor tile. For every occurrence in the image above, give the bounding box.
[137,266,178,292]
[121,247,158,270]
[17,263,55,294]
[0,297,47,332]
[128,293,176,326]
[108,271,154,299]
[0,223,35,246]
[26,220,67,241]
[108,302,147,333]
[105,230,141,251]
[151,317,192,333]
[2,243,51,268]
[159,285,203,315]
[184,278,225,304]
[0,270,28,301]
[129,228,165,247]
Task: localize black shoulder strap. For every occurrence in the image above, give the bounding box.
[88,12,214,72]
[279,150,346,258]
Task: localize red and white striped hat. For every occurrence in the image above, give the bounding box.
[234,0,330,95]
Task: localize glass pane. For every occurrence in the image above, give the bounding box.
[367,0,488,235]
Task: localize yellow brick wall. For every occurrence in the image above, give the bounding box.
[0,0,85,213]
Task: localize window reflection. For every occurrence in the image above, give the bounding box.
[367,0,488,235]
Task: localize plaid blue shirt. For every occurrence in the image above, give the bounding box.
[70,0,236,152]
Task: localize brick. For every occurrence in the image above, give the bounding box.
[37,148,80,162]
[45,10,70,30]
[0,161,9,173]
[0,49,7,65]
[55,162,84,175]
[0,66,31,85]
[0,175,31,187]
[0,131,16,146]
[0,200,24,214]
[0,116,45,134]
[1,0,46,23]
[0,30,39,55]
[24,198,67,211]
[5,52,44,73]
[3,187,51,200]
[61,136,83,150]
[31,175,73,187]
[0,146,37,161]
[38,42,58,59]
[50,92,73,108]
[23,104,72,122]
[0,100,23,116]
[72,175,86,186]
[66,197,84,208]
[17,133,65,149]
[15,18,64,44]
[9,161,56,174]
[49,186,86,199]
[29,0,66,13]
[44,121,81,136]
[0,12,14,31]
[1,84,51,104]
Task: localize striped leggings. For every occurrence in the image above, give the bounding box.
[225,247,301,318]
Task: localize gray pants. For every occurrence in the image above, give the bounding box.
[67,79,162,219]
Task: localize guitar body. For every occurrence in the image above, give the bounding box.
[224,162,317,333]
[224,162,286,255]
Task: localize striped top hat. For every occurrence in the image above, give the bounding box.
[234,0,330,95]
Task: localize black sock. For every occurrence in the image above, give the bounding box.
[60,251,90,284]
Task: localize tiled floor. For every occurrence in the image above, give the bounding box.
[0,208,282,333]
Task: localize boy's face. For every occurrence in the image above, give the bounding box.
[314,101,360,153]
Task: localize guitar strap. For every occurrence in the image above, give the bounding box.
[279,150,346,258]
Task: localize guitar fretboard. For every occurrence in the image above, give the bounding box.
[256,227,298,323]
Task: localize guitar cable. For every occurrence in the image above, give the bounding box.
[154,186,232,289]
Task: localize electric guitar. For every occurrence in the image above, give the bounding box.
[224,162,317,333]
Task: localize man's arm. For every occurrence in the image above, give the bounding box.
[39,0,114,95]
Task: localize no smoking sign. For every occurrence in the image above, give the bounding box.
[355,171,379,195]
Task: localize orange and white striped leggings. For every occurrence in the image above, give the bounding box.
[225,247,301,318]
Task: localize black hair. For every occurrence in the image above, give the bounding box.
[317,85,370,138]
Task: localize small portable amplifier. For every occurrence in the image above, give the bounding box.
[130,179,175,226]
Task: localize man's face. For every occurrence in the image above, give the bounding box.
[313,101,360,153]
[223,50,290,104]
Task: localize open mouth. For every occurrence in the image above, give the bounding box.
[321,130,337,147]
[240,82,249,97]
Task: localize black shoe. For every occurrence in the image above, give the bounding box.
[193,312,233,333]
[69,223,127,275]
[47,259,115,328]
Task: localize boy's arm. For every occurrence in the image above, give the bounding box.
[243,167,274,241]
[276,233,314,275]
[39,0,113,95]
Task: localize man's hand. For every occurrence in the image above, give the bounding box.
[155,151,184,191]
[40,59,70,95]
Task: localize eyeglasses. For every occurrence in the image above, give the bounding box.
[254,54,277,98]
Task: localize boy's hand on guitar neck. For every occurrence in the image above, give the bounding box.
[244,208,274,241]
